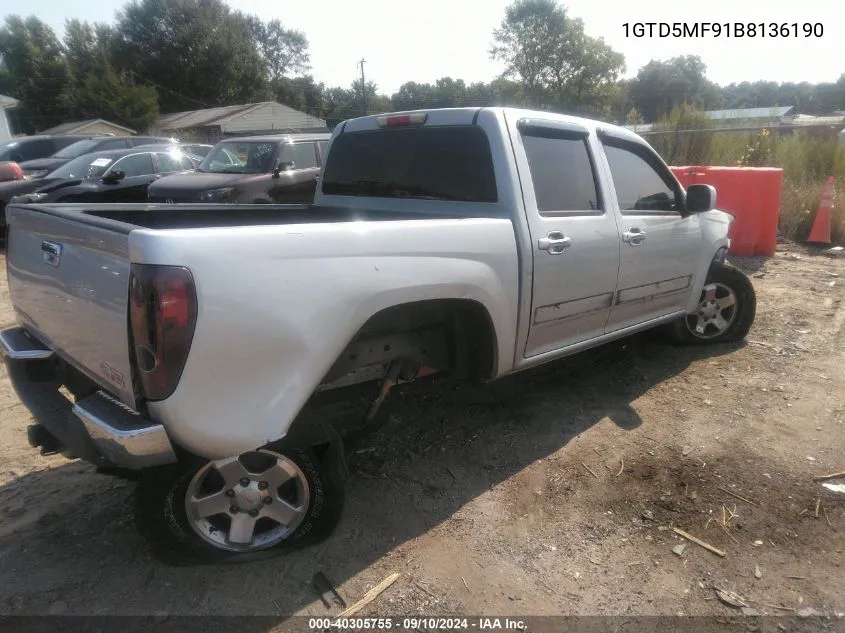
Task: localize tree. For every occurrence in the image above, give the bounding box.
[246,16,310,81]
[69,62,159,131]
[490,0,624,113]
[112,0,272,112]
[273,75,324,116]
[61,19,159,130]
[0,16,68,133]
[629,55,721,122]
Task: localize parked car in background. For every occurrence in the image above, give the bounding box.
[147,134,330,203]
[7,146,195,206]
[0,161,24,183]
[180,143,213,159]
[18,135,177,180]
[0,134,98,164]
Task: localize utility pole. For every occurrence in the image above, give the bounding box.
[358,58,367,116]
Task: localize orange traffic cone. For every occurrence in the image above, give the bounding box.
[807,176,834,244]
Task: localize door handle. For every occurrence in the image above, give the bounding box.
[538,231,571,255]
[622,227,647,246]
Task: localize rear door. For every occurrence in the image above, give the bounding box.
[598,131,702,331]
[507,114,622,357]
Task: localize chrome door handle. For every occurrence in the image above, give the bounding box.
[622,227,646,246]
[538,231,571,255]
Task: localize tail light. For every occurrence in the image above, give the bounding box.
[376,112,427,128]
[129,264,197,401]
[7,162,24,180]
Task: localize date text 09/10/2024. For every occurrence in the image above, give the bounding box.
[307,617,526,630]
[623,22,823,38]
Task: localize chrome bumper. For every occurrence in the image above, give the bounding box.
[0,326,177,469]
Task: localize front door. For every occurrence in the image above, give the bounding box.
[270,142,321,203]
[598,131,703,332]
[100,153,157,203]
[507,114,622,358]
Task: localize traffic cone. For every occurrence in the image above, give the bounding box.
[807,176,834,244]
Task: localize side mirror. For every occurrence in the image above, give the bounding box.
[272,161,295,178]
[685,184,717,214]
[102,170,126,184]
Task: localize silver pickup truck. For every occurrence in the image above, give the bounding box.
[1,107,755,564]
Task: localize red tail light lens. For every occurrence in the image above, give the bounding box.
[129,264,197,401]
[7,162,24,180]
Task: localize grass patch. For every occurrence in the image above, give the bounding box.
[650,108,845,245]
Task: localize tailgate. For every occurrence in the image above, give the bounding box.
[6,205,136,408]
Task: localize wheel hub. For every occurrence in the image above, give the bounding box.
[685,282,738,340]
[234,485,263,512]
[184,449,310,552]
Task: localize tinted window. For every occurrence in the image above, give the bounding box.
[156,152,191,172]
[322,126,497,202]
[281,142,318,170]
[522,133,601,214]
[186,144,211,157]
[603,143,680,213]
[53,137,85,152]
[109,153,154,177]
[54,139,101,159]
[97,138,130,151]
[130,136,170,147]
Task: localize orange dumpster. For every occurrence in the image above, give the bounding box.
[670,166,782,257]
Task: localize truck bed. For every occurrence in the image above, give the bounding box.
[17,202,510,232]
[5,200,521,457]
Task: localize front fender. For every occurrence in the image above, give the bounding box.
[684,209,732,314]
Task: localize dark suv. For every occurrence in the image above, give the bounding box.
[0,135,97,165]
[147,134,330,204]
[18,135,176,179]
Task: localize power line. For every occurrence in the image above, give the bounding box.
[358,58,367,116]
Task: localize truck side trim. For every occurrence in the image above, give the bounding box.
[533,292,614,325]
[616,275,692,305]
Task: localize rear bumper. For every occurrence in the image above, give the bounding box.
[0,326,177,470]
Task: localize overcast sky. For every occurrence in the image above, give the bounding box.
[22,0,843,95]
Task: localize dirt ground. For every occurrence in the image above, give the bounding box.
[0,243,844,627]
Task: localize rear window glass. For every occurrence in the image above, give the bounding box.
[321,126,497,202]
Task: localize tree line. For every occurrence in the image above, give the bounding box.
[1,0,844,135]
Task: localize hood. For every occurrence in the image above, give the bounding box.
[18,157,69,172]
[149,171,258,193]
[0,177,61,203]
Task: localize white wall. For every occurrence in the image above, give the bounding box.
[0,109,12,144]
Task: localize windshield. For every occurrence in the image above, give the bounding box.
[48,154,115,180]
[0,141,20,161]
[53,138,100,159]
[198,141,278,174]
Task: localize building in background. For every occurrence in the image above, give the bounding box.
[154,102,328,143]
[39,119,136,136]
[0,95,19,143]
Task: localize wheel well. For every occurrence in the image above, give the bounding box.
[319,299,497,389]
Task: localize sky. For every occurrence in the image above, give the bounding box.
[20,0,844,96]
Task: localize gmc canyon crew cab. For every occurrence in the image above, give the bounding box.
[1,107,756,564]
